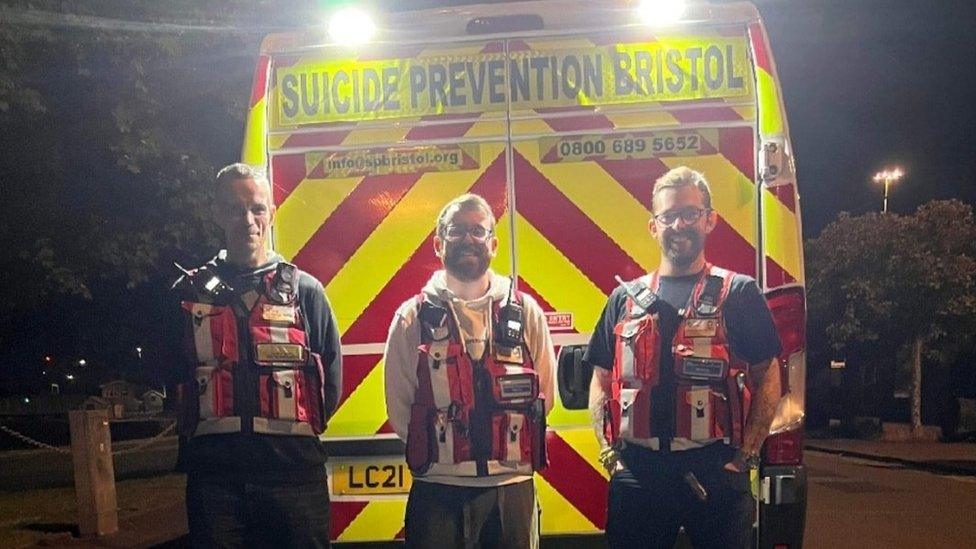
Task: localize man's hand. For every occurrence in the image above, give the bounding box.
[589,367,614,452]
[731,357,783,469]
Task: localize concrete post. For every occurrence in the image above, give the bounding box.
[68,409,118,536]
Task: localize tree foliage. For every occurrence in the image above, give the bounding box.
[806,200,976,420]
[0,0,317,385]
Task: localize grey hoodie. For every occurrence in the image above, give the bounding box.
[383,269,556,487]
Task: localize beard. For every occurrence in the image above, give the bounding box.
[663,228,704,267]
[444,242,491,281]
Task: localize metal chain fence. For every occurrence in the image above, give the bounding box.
[0,419,177,456]
[0,423,73,455]
[112,421,177,456]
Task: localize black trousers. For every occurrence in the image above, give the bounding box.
[405,479,539,549]
[606,443,754,549]
[186,474,331,548]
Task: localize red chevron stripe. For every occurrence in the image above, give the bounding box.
[340,152,509,348]
[670,106,743,124]
[539,432,607,529]
[536,107,614,133]
[280,130,352,149]
[292,173,420,287]
[765,256,796,288]
[249,55,270,109]
[706,218,757,277]
[404,121,477,141]
[270,153,308,206]
[748,23,773,74]
[336,354,382,409]
[515,276,556,312]
[595,156,668,210]
[514,151,644,294]
[768,183,797,213]
[718,126,756,186]
[330,501,369,540]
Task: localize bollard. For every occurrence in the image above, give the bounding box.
[68,409,118,536]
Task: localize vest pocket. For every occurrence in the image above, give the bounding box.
[259,369,318,425]
[675,383,730,442]
[492,411,528,463]
[406,404,436,474]
[614,318,658,385]
[196,365,234,419]
[182,303,238,365]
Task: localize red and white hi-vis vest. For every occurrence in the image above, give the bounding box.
[406,293,547,477]
[605,265,751,449]
[177,262,326,438]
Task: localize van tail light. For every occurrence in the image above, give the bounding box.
[763,285,806,466]
[763,427,803,465]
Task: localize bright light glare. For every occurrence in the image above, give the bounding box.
[637,0,687,26]
[328,7,376,46]
[873,167,904,183]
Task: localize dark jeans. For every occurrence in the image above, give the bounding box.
[607,443,754,549]
[186,474,331,548]
[405,479,539,549]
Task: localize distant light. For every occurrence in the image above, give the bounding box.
[136,346,143,359]
[636,0,687,26]
[23,398,30,404]
[873,168,905,183]
[44,355,52,363]
[78,359,87,366]
[328,7,376,46]
[43,370,47,375]
[66,374,75,380]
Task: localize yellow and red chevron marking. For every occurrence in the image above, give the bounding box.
[329,428,610,541]
[242,53,271,167]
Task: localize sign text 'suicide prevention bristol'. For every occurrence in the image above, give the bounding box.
[274,37,752,126]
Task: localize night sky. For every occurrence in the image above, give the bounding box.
[401,0,976,236]
[756,0,976,235]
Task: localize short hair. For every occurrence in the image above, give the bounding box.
[652,166,712,212]
[435,193,496,237]
[215,163,270,194]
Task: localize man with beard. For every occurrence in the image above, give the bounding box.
[384,193,555,548]
[172,163,341,547]
[586,167,783,548]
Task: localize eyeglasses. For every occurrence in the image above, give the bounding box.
[443,224,493,242]
[653,207,712,227]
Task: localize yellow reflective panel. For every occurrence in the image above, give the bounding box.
[762,189,803,283]
[242,98,268,166]
[661,155,757,248]
[516,140,659,273]
[273,37,753,126]
[337,499,407,541]
[324,149,495,332]
[274,176,362,262]
[756,68,784,137]
[535,475,599,534]
[326,357,386,437]
[515,213,607,338]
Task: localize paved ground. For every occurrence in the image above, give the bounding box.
[3,438,975,547]
[804,449,976,548]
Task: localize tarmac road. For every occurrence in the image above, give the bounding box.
[3,441,975,547]
[804,450,976,548]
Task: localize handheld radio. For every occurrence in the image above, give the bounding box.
[174,262,234,301]
[495,276,524,349]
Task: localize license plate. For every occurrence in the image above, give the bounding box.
[332,459,412,496]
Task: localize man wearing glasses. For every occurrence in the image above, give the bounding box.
[586,167,783,548]
[384,193,555,548]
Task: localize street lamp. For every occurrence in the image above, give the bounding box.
[872,168,904,214]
